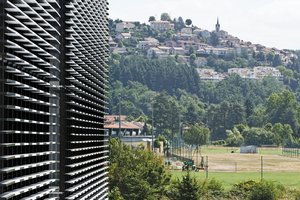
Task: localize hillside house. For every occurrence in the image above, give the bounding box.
[218,30,228,39]
[212,48,228,55]
[226,36,240,46]
[177,40,198,50]
[193,29,210,38]
[109,41,118,48]
[158,46,172,54]
[165,40,177,47]
[254,66,283,81]
[116,21,135,32]
[115,33,131,40]
[197,43,209,49]
[147,47,166,59]
[150,21,174,31]
[111,47,127,54]
[171,47,185,55]
[181,27,193,34]
[138,41,151,49]
[196,68,227,82]
[145,37,159,44]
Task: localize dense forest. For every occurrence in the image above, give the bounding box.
[108,54,300,147]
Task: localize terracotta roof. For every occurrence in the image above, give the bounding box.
[105,115,127,124]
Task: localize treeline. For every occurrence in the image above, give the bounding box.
[109,55,200,95]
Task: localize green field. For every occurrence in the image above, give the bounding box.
[172,171,300,190]
[193,146,282,155]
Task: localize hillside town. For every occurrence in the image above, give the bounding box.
[109,17,297,82]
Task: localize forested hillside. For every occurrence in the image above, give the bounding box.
[108,17,300,147]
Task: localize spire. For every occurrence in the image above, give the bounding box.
[216,17,220,32]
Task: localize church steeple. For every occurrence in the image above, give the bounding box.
[216,17,220,32]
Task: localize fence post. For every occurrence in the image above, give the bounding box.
[261,156,263,181]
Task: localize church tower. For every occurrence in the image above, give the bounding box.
[216,17,220,32]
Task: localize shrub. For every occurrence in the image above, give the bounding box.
[248,180,279,200]
[230,179,259,198]
[212,140,226,146]
[207,178,224,196]
[295,191,300,200]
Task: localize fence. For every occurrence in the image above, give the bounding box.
[282,148,299,157]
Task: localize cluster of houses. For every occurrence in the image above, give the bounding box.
[196,66,283,82]
[109,19,298,67]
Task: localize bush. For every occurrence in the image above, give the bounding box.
[230,179,260,198]
[295,191,300,200]
[211,140,226,146]
[248,180,280,200]
[207,178,224,196]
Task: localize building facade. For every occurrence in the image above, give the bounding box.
[0,0,109,199]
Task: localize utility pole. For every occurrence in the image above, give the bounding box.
[118,93,121,140]
[151,98,154,151]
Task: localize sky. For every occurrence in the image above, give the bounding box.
[109,0,300,50]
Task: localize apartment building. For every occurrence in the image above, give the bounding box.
[0,0,109,199]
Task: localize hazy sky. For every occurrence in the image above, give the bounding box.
[109,0,300,50]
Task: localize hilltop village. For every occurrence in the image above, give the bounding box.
[109,17,298,82]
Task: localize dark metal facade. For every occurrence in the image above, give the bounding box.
[0,0,109,199]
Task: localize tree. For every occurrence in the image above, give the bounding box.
[154,138,161,148]
[189,53,196,67]
[273,54,282,67]
[242,127,274,146]
[210,32,220,47]
[188,46,196,56]
[118,41,124,47]
[142,122,149,135]
[225,50,236,61]
[108,138,171,199]
[175,171,201,200]
[256,51,266,62]
[248,105,267,127]
[244,99,254,119]
[266,51,275,63]
[240,47,248,59]
[148,16,156,22]
[183,125,210,156]
[161,12,171,21]
[185,19,192,26]
[158,135,167,147]
[178,16,184,23]
[226,127,244,146]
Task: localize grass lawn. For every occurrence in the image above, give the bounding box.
[171,171,300,190]
[193,146,282,155]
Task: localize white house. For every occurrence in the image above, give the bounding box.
[111,47,127,54]
[193,29,210,38]
[171,47,185,55]
[150,21,174,31]
[158,46,172,55]
[145,37,159,44]
[147,47,166,59]
[181,27,193,34]
[212,48,228,55]
[138,41,151,49]
[116,22,135,32]
[115,33,131,40]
